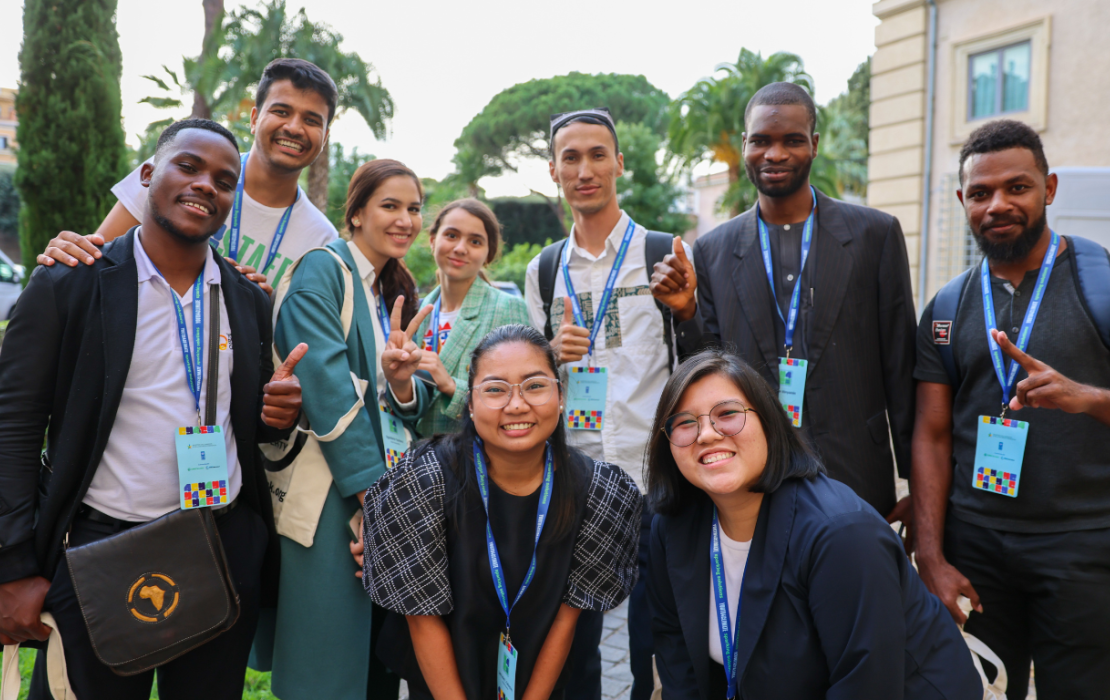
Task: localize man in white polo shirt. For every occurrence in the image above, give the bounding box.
[36,58,338,294]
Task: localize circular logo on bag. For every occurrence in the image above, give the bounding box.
[127,573,180,623]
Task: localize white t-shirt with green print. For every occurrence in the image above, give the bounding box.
[111,160,337,281]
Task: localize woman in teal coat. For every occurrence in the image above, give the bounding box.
[253,159,432,700]
[405,198,531,435]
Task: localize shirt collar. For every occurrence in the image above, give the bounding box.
[346,240,378,287]
[567,210,632,262]
[133,227,221,287]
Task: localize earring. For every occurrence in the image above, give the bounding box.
[352,217,361,227]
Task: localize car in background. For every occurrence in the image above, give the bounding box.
[0,249,23,321]
[490,280,522,298]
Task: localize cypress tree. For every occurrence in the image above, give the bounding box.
[16,0,128,272]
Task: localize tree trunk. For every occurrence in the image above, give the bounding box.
[191,0,223,119]
[308,152,330,213]
[728,162,742,218]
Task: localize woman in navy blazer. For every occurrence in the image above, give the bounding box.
[646,349,980,699]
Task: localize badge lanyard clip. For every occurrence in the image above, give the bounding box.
[981,230,1059,419]
[562,219,637,362]
[473,439,554,641]
[757,186,817,359]
[227,152,298,274]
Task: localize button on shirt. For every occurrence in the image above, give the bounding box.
[525,212,693,491]
[84,233,239,522]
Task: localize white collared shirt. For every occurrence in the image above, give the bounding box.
[525,211,693,491]
[84,232,240,521]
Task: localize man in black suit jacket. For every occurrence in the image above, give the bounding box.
[0,119,305,699]
[653,83,916,525]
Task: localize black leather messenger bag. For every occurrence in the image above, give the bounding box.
[63,285,240,675]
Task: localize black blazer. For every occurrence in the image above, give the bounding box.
[649,475,980,700]
[684,191,916,514]
[0,230,289,600]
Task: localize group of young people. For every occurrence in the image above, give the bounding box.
[0,54,1106,700]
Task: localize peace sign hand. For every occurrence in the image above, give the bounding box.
[650,236,698,322]
[991,329,1100,413]
[381,296,434,404]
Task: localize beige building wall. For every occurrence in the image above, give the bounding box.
[687,169,732,240]
[0,88,16,167]
[869,0,1110,303]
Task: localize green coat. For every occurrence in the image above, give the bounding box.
[250,239,429,700]
[410,278,531,435]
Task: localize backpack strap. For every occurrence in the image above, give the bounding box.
[931,267,973,387]
[538,238,569,340]
[1067,235,1110,349]
[644,231,677,370]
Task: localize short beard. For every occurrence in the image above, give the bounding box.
[972,210,1047,263]
[745,158,813,198]
[149,197,215,245]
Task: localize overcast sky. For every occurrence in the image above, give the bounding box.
[1,0,878,197]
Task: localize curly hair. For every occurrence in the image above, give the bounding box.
[959,119,1049,184]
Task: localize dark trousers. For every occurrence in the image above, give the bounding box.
[627,505,654,700]
[29,504,268,700]
[945,517,1110,700]
[564,608,604,700]
[368,601,401,700]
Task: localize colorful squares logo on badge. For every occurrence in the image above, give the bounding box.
[570,367,603,374]
[782,358,802,367]
[385,448,403,470]
[974,467,1017,496]
[568,409,603,429]
[782,404,802,427]
[981,416,1027,429]
[183,480,229,508]
[178,425,223,435]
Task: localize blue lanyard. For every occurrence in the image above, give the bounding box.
[427,297,442,353]
[473,439,554,637]
[981,229,1059,412]
[711,508,747,700]
[756,186,817,355]
[227,152,299,274]
[562,218,637,356]
[157,269,206,423]
[377,293,391,343]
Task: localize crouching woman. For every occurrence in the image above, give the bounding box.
[647,349,981,699]
[363,324,641,700]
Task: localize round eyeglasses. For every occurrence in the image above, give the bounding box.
[473,377,560,410]
[662,400,757,447]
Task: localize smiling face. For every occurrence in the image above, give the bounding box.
[669,373,768,498]
[141,128,240,243]
[431,208,489,285]
[549,121,624,216]
[742,104,818,198]
[470,341,563,457]
[958,147,1057,263]
[250,79,330,174]
[350,175,424,267]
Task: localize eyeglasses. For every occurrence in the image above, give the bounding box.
[662,401,757,447]
[473,377,560,410]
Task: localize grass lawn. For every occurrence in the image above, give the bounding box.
[0,648,279,699]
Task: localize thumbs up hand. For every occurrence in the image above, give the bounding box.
[552,296,591,365]
[262,343,307,429]
[650,236,698,322]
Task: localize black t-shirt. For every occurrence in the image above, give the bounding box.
[915,242,1110,532]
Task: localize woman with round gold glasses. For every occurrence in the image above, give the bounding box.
[647,348,980,699]
[362,324,641,700]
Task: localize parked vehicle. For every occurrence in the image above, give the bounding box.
[0,249,23,321]
[490,280,523,298]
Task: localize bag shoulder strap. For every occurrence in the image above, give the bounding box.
[644,231,677,370]
[932,267,974,387]
[206,285,220,426]
[272,246,354,341]
[1067,235,1110,349]
[539,238,569,340]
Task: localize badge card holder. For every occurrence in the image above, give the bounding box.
[378,400,410,470]
[497,632,519,700]
[972,416,1029,497]
[566,366,607,430]
[778,357,808,428]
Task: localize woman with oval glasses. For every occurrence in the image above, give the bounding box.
[363,324,640,700]
[646,349,979,699]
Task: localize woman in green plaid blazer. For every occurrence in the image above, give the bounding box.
[404,199,530,435]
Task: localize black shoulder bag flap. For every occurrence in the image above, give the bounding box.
[64,284,240,676]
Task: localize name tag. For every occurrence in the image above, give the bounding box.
[176,426,230,509]
[778,357,808,428]
[497,632,519,700]
[972,416,1029,498]
[379,403,410,469]
[566,367,607,431]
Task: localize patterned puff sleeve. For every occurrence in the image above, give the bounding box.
[362,449,453,616]
[563,461,642,611]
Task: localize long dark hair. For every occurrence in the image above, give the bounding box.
[413,324,587,539]
[646,348,823,516]
[344,159,422,328]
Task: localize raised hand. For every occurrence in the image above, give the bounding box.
[650,236,698,322]
[262,343,307,429]
[37,231,104,267]
[227,258,274,296]
[992,329,1110,416]
[551,297,591,365]
[381,296,434,403]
